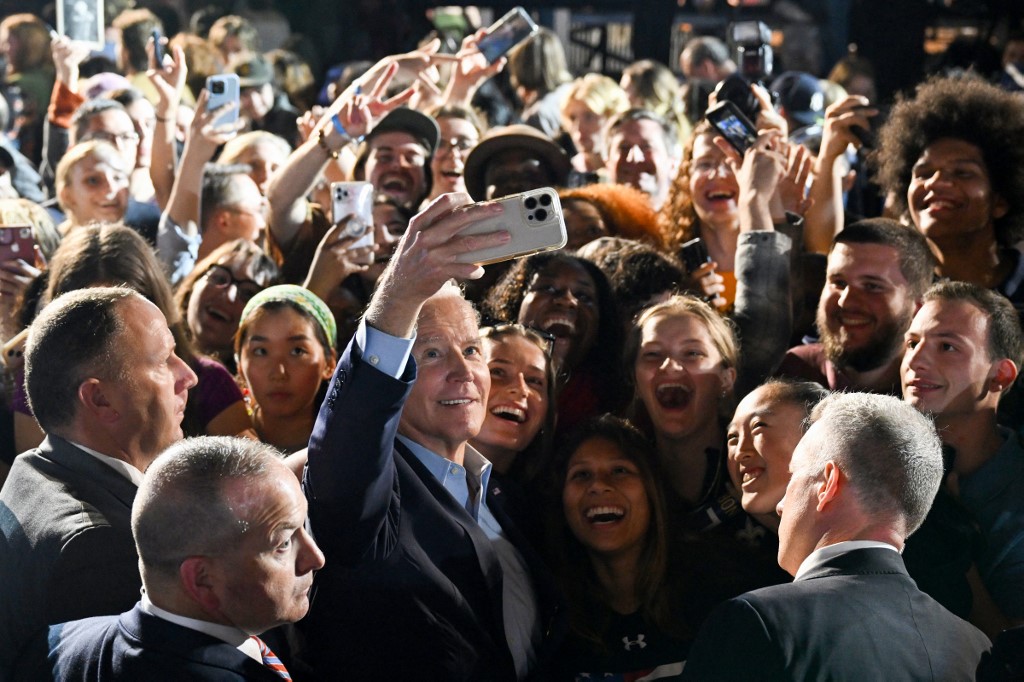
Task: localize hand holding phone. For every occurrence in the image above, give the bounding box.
[454,188,567,265]
[331,182,375,265]
[205,74,240,129]
[476,7,540,64]
[0,225,35,264]
[151,28,164,65]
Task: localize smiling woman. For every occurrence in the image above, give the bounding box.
[548,415,703,679]
[54,141,131,234]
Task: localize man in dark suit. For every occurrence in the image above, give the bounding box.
[14,436,324,681]
[682,392,990,681]
[0,287,198,677]
[298,192,564,679]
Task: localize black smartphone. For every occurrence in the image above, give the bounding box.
[476,7,539,64]
[848,105,875,149]
[680,237,710,274]
[151,28,163,64]
[705,100,758,155]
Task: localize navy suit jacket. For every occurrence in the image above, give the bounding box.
[298,339,564,680]
[0,436,141,678]
[681,547,990,681]
[13,604,285,681]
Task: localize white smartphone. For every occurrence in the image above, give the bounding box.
[205,74,240,128]
[477,7,540,64]
[331,182,375,264]
[455,188,567,265]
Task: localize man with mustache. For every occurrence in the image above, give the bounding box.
[778,218,934,395]
[16,436,324,680]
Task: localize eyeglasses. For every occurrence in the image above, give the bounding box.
[203,264,263,302]
[436,136,477,155]
[81,130,140,146]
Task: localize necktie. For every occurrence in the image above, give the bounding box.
[252,636,292,680]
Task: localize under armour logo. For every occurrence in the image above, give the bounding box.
[622,633,647,651]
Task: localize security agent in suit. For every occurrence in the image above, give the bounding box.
[682,392,990,681]
[0,287,197,678]
[299,193,565,679]
[15,436,325,681]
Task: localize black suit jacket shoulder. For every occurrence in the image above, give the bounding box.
[15,604,285,681]
[0,437,142,676]
[682,548,990,682]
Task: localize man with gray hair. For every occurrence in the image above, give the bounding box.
[0,287,197,676]
[16,436,324,680]
[682,392,990,680]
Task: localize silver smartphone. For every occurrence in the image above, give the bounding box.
[205,74,240,128]
[477,7,540,64]
[455,188,567,265]
[331,181,375,263]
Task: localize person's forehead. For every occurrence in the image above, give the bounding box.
[828,241,904,277]
[439,117,478,138]
[370,132,426,154]
[73,155,126,175]
[914,298,988,337]
[613,118,662,143]
[416,296,478,340]
[89,109,135,133]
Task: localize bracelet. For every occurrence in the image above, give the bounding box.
[155,113,175,123]
[330,114,365,145]
[317,128,342,160]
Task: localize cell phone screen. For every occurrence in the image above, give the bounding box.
[477,7,538,64]
[706,101,758,155]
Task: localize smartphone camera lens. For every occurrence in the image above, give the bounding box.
[212,81,225,94]
[525,197,538,209]
[534,209,547,221]
[539,194,552,206]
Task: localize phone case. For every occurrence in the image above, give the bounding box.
[206,74,240,128]
[0,225,35,263]
[455,188,567,265]
[330,182,375,261]
[477,7,539,64]
[705,100,758,155]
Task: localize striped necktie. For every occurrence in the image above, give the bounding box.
[252,636,292,680]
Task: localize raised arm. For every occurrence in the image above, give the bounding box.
[146,37,188,211]
[305,190,508,559]
[804,95,877,254]
[266,62,413,251]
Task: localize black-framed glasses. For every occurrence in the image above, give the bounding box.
[203,264,263,302]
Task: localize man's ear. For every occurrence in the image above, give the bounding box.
[816,461,841,512]
[180,556,222,614]
[989,359,1018,394]
[78,378,119,424]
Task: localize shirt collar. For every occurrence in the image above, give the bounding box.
[68,439,146,487]
[794,540,899,580]
[140,591,249,647]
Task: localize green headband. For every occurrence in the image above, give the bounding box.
[239,284,337,348]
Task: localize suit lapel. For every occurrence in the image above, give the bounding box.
[395,442,508,643]
[42,436,139,509]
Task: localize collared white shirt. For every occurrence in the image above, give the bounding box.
[68,439,145,487]
[794,540,900,581]
[140,593,261,662]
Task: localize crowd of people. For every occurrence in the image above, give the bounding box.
[1,4,1024,680]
